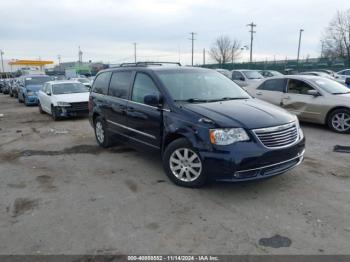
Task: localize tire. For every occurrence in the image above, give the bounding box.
[51,105,59,121]
[163,138,207,188]
[94,116,112,148]
[38,102,45,114]
[327,108,350,134]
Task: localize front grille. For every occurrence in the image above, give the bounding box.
[70,102,89,111]
[253,122,299,149]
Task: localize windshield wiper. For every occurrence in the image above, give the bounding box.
[332,92,350,95]
[213,97,248,101]
[174,98,209,103]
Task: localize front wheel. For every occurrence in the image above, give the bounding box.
[51,105,59,121]
[38,102,45,114]
[94,116,113,148]
[327,109,350,134]
[163,138,207,188]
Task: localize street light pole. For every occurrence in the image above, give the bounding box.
[0,49,4,73]
[133,43,137,63]
[297,29,304,71]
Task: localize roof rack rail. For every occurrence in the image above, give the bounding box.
[119,62,182,67]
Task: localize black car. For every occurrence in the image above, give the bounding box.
[89,62,305,187]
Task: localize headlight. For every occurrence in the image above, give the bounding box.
[209,128,250,145]
[295,118,304,140]
[57,102,71,107]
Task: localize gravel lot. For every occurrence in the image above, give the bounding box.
[0,94,349,255]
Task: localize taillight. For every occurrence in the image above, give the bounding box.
[88,96,93,112]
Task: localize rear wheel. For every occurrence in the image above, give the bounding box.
[163,138,207,188]
[327,109,350,134]
[38,102,45,114]
[94,116,112,148]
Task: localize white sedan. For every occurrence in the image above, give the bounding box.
[38,80,90,120]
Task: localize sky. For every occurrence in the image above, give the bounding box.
[0,0,349,66]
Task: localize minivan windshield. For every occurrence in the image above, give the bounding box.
[157,70,251,102]
[310,78,350,94]
[52,83,89,95]
[242,71,264,79]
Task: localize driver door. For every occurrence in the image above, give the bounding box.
[281,78,324,122]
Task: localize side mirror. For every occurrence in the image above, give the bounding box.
[46,91,51,96]
[240,77,245,81]
[307,90,320,97]
[144,94,161,107]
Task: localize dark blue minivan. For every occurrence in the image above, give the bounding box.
[89,63,305,187]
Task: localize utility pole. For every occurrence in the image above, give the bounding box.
[133,43,137,63]
[189,32,196,66]
[297,29,304,71]
[203,48,206,65]
[247,22,257,63]
[0,49,4,73]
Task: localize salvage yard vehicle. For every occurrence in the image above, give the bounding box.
[38,80,89,120]
[18,74,51,105]
[259,70,283,78]
[89,62,305,187]
[231,70,264,87]
[215,68,232,78]
[71,77,92,88]
[245,75,350,133]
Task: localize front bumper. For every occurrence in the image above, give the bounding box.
[56,107,89,117]
[25,95,38,104]
[199,137,305,182]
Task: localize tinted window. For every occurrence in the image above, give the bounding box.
[287,79,315,95]
[258,79,286,92]
[109,71,133,99]
[232,71,244,80]
[92,72,112,95]
[132,73,160,104]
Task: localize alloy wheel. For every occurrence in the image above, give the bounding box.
[331,112,350,132]
[169,148,202,182]
[95,121,105,144]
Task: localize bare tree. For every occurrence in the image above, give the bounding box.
[209,35,241,64]
[321,9,350,64]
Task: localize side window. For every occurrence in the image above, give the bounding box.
[108,71,133,99]
[232,71,244,81]
[131,73,160,104]
[344,70,350,76]
[287,79,315,95]
[258,79,286,92]
[92,72,112,95]
[42,83,48,92]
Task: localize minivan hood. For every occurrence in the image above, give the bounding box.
[182,99,296,129]
[53,92,89,103]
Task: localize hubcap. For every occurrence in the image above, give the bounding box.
[332,112,350,132]
[169,148,202,182]
[95,121,105,143]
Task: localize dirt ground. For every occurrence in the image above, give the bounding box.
[0,94,349,255]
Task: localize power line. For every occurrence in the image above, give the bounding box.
[189,32,197,66]
[247,22,257,63]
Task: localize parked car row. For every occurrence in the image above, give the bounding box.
[1,74,91,120]
[214,68,350,88]
[2,63,349,187]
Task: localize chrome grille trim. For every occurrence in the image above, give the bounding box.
[253,121,299,149]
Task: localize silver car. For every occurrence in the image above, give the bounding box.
[231,70,264,87]
[245,75,350,133]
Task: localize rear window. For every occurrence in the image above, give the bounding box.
[25,76,51,86]
[92,72,112,95]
